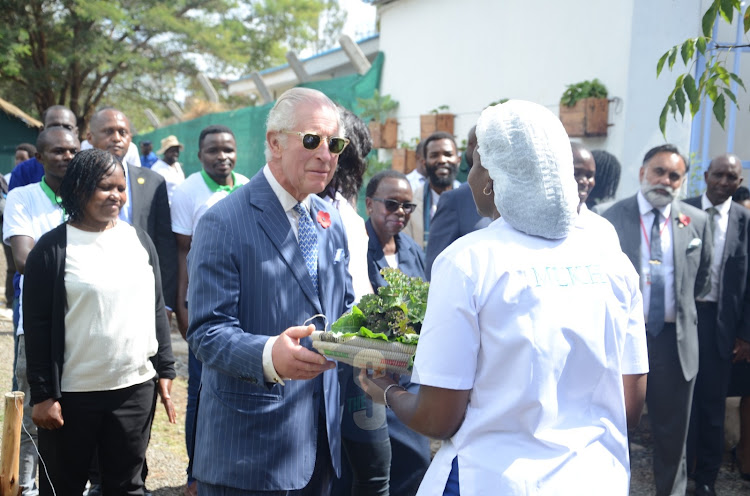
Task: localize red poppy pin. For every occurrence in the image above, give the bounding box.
[317,211,331,228]
[677,213,690,228]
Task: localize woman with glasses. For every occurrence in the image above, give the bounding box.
[364,169,431,495]
[364,170,425,291]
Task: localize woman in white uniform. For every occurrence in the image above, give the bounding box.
[361,100,649,496]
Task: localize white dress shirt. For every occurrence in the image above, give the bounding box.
[637,191,676,323]
[261,165,314,386]
[697,193,732,303]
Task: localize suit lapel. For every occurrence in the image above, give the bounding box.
[252,175,322,314]
[724,203,740,264]
[671,201,688,298]
[309,199,330,318]
[620,196,642,275]
[128,166,141,220]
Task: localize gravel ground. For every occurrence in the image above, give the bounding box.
[1,254,749,494]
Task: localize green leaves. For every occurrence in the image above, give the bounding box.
[656,0,747,136]
[560,78,608,107]
[333,268,429,342]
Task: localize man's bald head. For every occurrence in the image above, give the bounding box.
[705,153,744,205]
[42,105,77,133]
[87,108,132,158]
[36,127,78,155]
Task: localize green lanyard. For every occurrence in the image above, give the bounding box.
[39,176,65,219]
[201,170,241,194]
[40,176,62,206]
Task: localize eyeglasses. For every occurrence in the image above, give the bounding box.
[282,131,350,155]
[370,198,417,214]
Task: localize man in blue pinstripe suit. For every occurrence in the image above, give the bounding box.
[187,87,355,495]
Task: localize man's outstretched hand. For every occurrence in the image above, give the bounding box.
[272,324,335,380]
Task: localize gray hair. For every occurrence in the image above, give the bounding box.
[264,87,346,162]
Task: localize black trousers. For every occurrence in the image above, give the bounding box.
[38,379,157,496]
[687,302,733,486]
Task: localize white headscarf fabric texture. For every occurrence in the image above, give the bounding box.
[476,100,579,240]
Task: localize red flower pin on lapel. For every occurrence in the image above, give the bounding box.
[677,213,690,228]
[317,211,331,228]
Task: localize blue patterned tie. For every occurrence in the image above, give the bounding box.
[647,208,665,336]
[293,202,319,295]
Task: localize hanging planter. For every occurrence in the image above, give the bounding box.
[357,90,399,149]
[559,79,610,137]
[420,105,454,140]
[391,147,417,174]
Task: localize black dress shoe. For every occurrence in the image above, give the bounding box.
[694,483,716,496]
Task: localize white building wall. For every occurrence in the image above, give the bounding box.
[376,0,703,199]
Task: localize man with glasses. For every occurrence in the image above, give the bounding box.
[603,144,712,496]
[187,87,354,495]
[403,131,462,251]
[4,127,80,496]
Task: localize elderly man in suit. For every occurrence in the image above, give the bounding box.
[684,153,750,496]
[603,144,712,496]
[425,126,490,279]
[187,87,354,495]
[88,108,177,312]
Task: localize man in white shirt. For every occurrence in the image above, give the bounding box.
[152,135,186,204]
[3,127,79,496]
[403,132,461,250]
[603,144,713,496]
[171,124,249,496]
[684,154,750,496]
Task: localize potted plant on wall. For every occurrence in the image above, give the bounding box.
[392,137,419,174]
[420,105,454,140]
[357,90,399,149]
[559,78,610,137]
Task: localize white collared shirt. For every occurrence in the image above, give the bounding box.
[697,193,732,302]
[637,191,676,323]
[261,164,314,386]
[263,165,312,240]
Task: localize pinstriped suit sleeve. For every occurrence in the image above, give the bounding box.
[186,206,268,385]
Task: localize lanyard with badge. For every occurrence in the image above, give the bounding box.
[639,213,668,286]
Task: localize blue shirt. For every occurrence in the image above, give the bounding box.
[140,152,158,169]
[9,158,44,191]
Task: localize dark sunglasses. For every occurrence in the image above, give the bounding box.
[371,197,417,214]
[283,131,350,155]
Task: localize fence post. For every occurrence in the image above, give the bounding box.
[0,391,24,496]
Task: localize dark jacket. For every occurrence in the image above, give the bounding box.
[23,222,175,405]
[365,219,426,291]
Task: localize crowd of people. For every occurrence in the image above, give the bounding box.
[1,87,749,496]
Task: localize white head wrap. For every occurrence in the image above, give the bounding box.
[476,100,579,239]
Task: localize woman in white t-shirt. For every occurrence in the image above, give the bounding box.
[361,101,649,496]
[23,149,176,495]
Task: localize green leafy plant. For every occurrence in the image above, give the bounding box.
[560,79,608,107]
[331,268,429,343]
[398,137,419,149]
[429,104,450,114]
[656,0,749,136]
[487,98,510,106]
[356,89,399,124]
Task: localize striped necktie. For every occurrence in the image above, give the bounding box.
[293,202,318,295]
